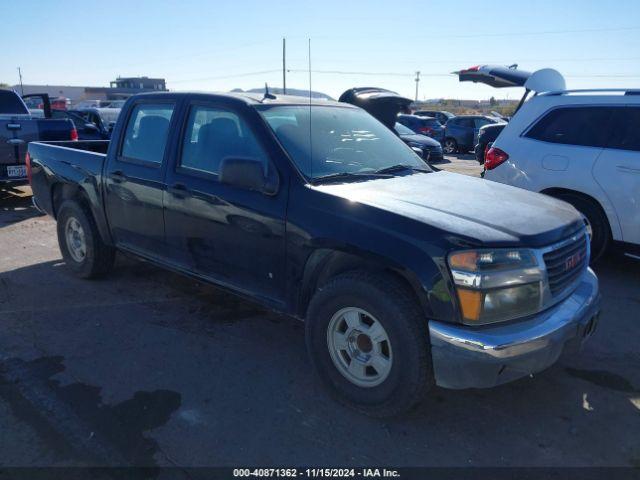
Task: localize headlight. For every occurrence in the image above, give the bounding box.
[448,249,543,325]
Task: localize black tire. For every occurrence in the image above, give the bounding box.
[443,138,458,154]
[552,192,611,263]
[305,271,433,417]
[56,200,115,278]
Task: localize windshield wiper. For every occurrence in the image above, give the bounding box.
[311,171,392,185]
[374,164,430,175]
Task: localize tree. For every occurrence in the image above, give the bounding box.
[489,96,497,106]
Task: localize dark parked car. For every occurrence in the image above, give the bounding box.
[443,115,504,154]
[28,91,600,417]
[76,107,121,137]
[0,90,76,184]
[475,123,506,164]
[394,122,443,162]
[413,110,454,125]
[396,114,445,144]
[51,109,109,140]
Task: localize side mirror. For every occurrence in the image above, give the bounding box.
[219,157,279,195]
[411,146,424,157]
[84,123,99,132]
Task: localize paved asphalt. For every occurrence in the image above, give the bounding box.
[0,155,638,470]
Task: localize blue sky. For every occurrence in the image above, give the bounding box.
[2,0,639,100]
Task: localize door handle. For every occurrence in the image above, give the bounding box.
[168,182,190,198]
[617,165,640,174]
[111,170,127,183]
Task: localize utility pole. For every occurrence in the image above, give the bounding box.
[414,71,420,102]
[282,38,287,95]
[17,67,24,95]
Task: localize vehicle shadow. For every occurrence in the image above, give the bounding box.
[0,186,42,227]
[1,255,638,467]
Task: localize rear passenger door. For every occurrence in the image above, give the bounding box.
[104,100,178,257]
[163,101,287,303]
[457,118,475,148]
[522,106,613,184]
[593,107,640,245]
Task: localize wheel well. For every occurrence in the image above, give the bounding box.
[298,250,425,319]
[540,187,612,234]
[51,183,88,219]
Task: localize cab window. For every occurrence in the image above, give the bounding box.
[121,103,175,163]
[180,105,266,176]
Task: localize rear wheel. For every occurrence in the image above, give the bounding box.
[57,200,115,278]
[306,271,433,417]
[551,192,611,263]
[443,138,458,154]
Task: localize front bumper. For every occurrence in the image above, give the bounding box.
[428,267,600,389]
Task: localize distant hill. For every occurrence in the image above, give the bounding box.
[233,87,334,100]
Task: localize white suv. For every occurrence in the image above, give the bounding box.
[484,89,640,261]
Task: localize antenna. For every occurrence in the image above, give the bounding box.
[282,37,287,95]
[262,82,276,101]
[308,38,313,179]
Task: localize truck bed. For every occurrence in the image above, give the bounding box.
[28,140,110,217]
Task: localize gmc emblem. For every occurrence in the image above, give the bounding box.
[565,252,583,271]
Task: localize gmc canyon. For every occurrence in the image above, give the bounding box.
[28,91,601,416]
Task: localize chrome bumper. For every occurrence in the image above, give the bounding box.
[429,268,600,389]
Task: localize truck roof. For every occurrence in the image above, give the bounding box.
[130,91,351,108]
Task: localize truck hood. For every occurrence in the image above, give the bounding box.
[312,171,583,247]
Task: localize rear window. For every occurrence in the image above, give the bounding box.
[121,103,174,163]
[0,90,28,115]
[421,118,440,127]
[525,107,614,148]
[607,107,640,152]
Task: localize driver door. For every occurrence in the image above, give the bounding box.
[163,101,287,303]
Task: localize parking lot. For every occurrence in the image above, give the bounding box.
[1,154,638,470]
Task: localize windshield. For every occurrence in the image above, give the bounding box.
[258,105,428,180]
[97,108,121,124]
[394,122,415,135]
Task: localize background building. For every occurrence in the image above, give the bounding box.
[10,76,167,105]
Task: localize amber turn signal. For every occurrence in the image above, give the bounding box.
[449,251,479,271]
[456,288,482,322]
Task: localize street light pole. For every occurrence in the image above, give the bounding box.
[414,71,420,101]
[17,67,24,95]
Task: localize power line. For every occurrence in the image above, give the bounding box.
[287,69,415,77]
[169,69,281,84]
[365,25,640,39]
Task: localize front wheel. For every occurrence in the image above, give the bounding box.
[57,200,115,278]
[305,271,433,417]
[443,138,458,154]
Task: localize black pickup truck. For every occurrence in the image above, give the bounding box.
[1,90,76,184]
[28,91,601,416]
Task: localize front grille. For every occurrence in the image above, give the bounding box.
[543,233,589,296]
